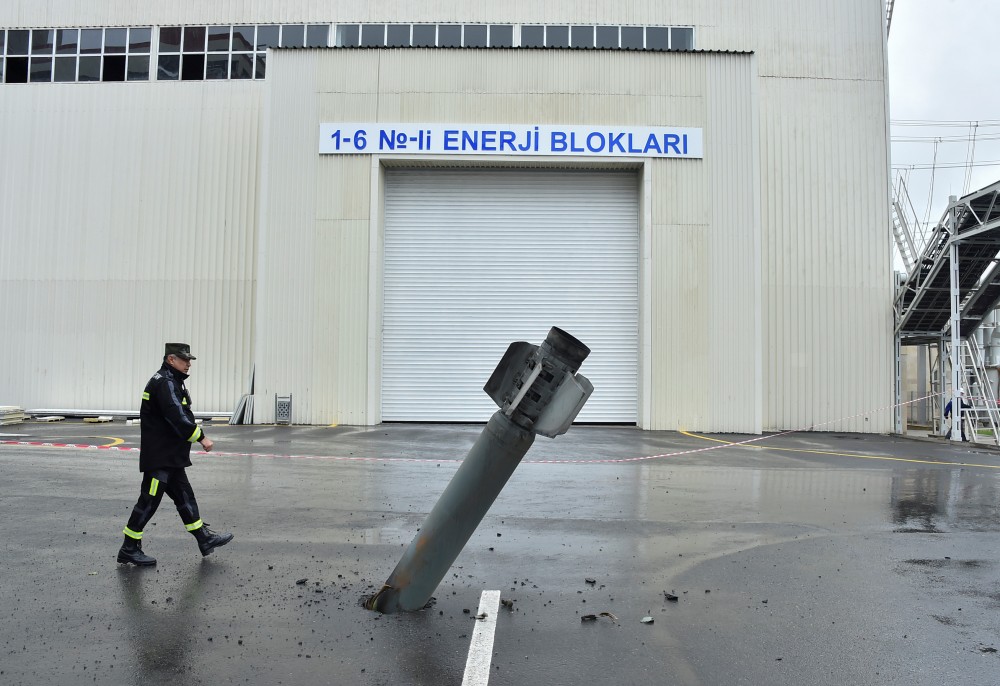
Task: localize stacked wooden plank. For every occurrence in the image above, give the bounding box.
[0,406,26,426]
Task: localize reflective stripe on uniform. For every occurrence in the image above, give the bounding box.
[149,478,159,496]
[123,527,143,540]
[187,426,202,443]
[142,392,150,400]
[185,519,204,532]
[182,398,188,405]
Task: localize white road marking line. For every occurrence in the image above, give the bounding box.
[461,590,501,686]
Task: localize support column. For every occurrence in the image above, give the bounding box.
[949,198,962,442]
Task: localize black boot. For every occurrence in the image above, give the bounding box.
[117,536,156,566]
[192,525,234,556]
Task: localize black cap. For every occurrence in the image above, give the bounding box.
[164,343,196,361]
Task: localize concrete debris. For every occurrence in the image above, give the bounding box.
[663,592,679,602]
[295,578,308,585]
[0,406,26,425]
[640,616,654,624]
[581,612,618,623]
[585,577,596,584]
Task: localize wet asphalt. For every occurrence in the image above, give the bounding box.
[1,420,999,685]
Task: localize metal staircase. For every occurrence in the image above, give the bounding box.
[895,181,1000,344]
[895,180,1000,441]
[930,339,1000,444]
[961,338,1000,443]
[891,176,930,274]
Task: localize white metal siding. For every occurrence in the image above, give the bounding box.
[1,0,893,432]
[0,82,260,413]
[382,168,639,422]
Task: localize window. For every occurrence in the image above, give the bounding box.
[158,24,279,80]
[545,25,569,48]
[280,24,304,48]
[233,25,254,52]
[386,24,410,48]
[53,56,76,81]
[438,25,461,48]
[206,53,228,79]
[521,25,544,48]
[207,26,230,52]
[621,27,644,50]
[103,55,126,81]
[56,29,78,54]
[570,26,594,49]
[305,25,329,48]
[156,54,178,81]
[596,26,618,49]
[2,22,694,86]
[6,57,28,83]
[361,24,384,47]
[5,30,34,84]
[32,29,54,54]
[336,24,359,47]
[183,26,205,53]
[1,25,152,83]
[671,27,694,50]
[129,27,151,53]
[489,25,513,48]
[464,24,487,48]
[127,55,149,81]
[232,26,254,78]
[256,25,278,50]
[159,27,181,53]
[231,53,253,79]
[8,30,29,55]
[412,25,435,47]
[29,29,53,82]
[29,55,52,82]
[79,55,101,81]
[181,54,204,80]
[104,28,126,54]
[646,27,669,51]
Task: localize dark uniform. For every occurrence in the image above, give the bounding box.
[118,343,233,566]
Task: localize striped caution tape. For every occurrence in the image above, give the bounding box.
[0,392,976,466]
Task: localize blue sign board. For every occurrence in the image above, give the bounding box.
[319,123,703,158]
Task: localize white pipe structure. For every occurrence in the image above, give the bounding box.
[949,197,963,442]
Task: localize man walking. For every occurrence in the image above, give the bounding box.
[117,343,233,566]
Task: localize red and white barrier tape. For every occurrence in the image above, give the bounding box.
[0,393,946,465]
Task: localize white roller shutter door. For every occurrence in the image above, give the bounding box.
[382,168,638,422]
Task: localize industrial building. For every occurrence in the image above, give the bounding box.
[0,1,893,431]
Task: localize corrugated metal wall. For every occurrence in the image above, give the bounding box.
[647,54,762,432]
[0,82,260,412]
[1,0,893,431]
[255,54,372,424]
[258,49,762,428]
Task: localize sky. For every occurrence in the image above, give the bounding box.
[888,0,1000,233]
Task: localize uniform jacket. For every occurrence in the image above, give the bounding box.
[139,362,206,471]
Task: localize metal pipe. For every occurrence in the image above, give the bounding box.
[365,412,535,613]
[364,327,593,613]
[949,198,962,441]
